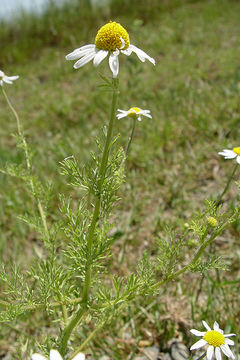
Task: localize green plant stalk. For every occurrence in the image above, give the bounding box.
[59,78,119,356]
[1,86,49,242]
[1,209,237,314]
[66,220,232,350]
[70,322,105,359]
[216,163,238,206]
[151,218,232,291]
[125,117,137,157]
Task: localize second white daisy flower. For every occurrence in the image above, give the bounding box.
[66,21,155,78]
[0,70,19,86]
[190,320,236,360]
[218,147,240,164]
[116,107,152,122]
[32,349,85,360]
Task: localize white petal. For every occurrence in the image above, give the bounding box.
[73,50,96,69]
[66,45,95,60]
[130,44,155,65]
[215,347,222,360]
[3,78,13,84]
[109,53,119,78]
[222,149,235,155]
[207,346,214,360]
[73,44,96,51]
[221,345,235,359]
[72,353,85,360]
[224,334,236,338]
[190,329,206,336]
[50,350,62,360]
[93,50,108,67]
[225,339,235,346]
[236,156,240,164]
[0,80,3,86]
[203,321,211,331]
[214,322,220,331]
[116,113,127,119]
[143,113,152,119]
[121,47,132,56]
[7,75,19,81]
[0,70,4,77]
[68,48,95,60]
[113,49,120,56]
[218,151,236,159]
[225,154,237,159]
[32,354,47,360]
[137,116,142,121]
[119,37,125,50]
[224,156,237,159]
[190,339,208,350]
[117,109,127,113]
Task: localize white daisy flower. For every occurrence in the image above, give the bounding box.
[66,21,155,78]
[190,320,236,360]
[32,349,85,360]
[0,70,19,86]
[116,107,152,122]
[218,147,240,164]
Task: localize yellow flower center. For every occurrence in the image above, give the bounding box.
[128,107,141,117]
[203,331,225,347]
[233,147,240,156]
[95,21,130,52]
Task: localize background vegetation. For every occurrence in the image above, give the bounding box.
[0,0,239,358]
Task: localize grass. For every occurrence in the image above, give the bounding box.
[0,0,240,358]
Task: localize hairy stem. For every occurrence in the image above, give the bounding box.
[1,87,49,241]
[216,163,238,206]
[67,222,233,349]
[59,78,119,356]
[125,117,137,157]
[70,322,105,359]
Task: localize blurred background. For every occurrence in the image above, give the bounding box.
[0,0,200,66]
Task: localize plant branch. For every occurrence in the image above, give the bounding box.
[1,86,49,241]
[216,162,238,206]
[59,78,119,356]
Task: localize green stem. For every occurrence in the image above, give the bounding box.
[125,117,137,157]
[59,78,119,356]
[82,77,118,303]
[58,216,235,355]
[216,163,238,206]
[1,87,49,241]
[70,322,105,359]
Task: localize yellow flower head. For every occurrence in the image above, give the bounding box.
[190,321,236,360]
[127,107,142,117]
[233,147,240,156]
[203,331,225,347]
[95,21,130,51]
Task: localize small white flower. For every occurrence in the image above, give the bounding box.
[190,320,236,360]
[116,107,152,122]
[0,70,19,86]
[218,147,240,164]
[32,349,85,360]
[66,21,155,78]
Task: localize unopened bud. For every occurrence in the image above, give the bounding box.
[207,216,218,228]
